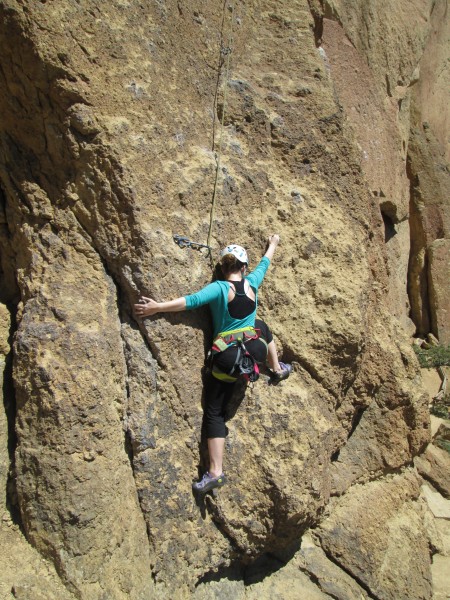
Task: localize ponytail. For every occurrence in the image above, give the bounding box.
[220,254,246,279]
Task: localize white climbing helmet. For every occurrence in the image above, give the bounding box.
[220,244,248,265]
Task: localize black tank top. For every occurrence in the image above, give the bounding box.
[227,280,256,319]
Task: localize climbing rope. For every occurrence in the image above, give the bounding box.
[173,2,236,268]
[206,1,236,256]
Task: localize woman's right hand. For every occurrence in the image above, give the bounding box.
[268,234,280,247]
[134,296,160,317]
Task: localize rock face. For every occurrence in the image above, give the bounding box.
[0,0,447,598]
[406,0,450,343]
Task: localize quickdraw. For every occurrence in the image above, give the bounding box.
[173,235,212,256]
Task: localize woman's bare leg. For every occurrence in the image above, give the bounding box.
[267,340,282,372]
[208,437,225,476]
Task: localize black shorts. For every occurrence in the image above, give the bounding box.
[212,319,273,375]
[203,319,273,438]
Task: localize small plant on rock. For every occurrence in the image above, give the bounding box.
[413,343,450,368]
[431,395,450,420]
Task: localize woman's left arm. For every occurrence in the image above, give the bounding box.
[134,280,222,318]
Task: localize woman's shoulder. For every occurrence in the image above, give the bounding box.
[201,279,228,296]
[210,279,228,288]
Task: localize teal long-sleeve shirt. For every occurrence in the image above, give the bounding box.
[184,257,270,337]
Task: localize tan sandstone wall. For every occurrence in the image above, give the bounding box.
[0,0,446,598]
[407,0,450,343]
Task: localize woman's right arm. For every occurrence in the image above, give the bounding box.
[134,296,186,317]
[264,234,280,261]
[246,234,280,288]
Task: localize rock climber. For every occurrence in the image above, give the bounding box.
[134,234,292,494]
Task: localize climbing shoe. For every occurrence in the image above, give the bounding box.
[271,362,293,382]
[192,472,227,494]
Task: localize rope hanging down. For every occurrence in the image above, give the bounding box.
[206,1,236,253]
[172,2,236,266]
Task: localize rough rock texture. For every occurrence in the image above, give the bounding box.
[419,417,450,600]
[0,0,447,598]
[318,0,450,340]
[415,441,450,498]
[406,0,450,343]
[1,284,75,599]
[318,471,433,600]
[428,239,450,345]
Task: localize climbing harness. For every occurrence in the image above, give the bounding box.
[173,235,212,256]
[209,326,265,382]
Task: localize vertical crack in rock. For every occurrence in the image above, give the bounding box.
[347,404,367,440]
[0,303,20,525]
[0,184,22,527]
[406,154,432,337]
[90,249,142,481]
[307,0,324,46]
[119,321,161,585]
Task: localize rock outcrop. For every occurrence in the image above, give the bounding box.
[0,0,447,598]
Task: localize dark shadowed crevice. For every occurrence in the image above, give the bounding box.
[308,0,346,47]
[307,0,324,46]
[1,304,21,527]
[405,151,432,337]
[243,553,286,585]
[243,542,301,586]
[195,478,308,588]
[195,548,298,589]
[0,186,20,306]
[195,529,305,588]
[195,561,244,588]
[0,185,22,528]
[118,323,137,475]
[331,448,340,462]
[195,492,307,588]
[348,405,367,439]
[381,211,397,243]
